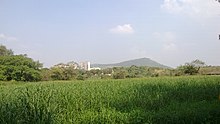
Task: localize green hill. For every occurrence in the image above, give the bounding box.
[92,58,171,69]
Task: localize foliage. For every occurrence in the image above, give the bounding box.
[0,45,13,56]
[0,76,220,123]
[76,74,85,80]
[127,65,141,78]
[46,65,169,81]
[40,68,52,81]
[50,67,79,80]
[0,44,212,82]
[112,67,127,79]
[0,55,42,81]
[177,59,205,75]
[199,66,220,75]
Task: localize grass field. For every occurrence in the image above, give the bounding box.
[0,76,220,123]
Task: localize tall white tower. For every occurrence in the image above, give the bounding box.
[87,61,91,71]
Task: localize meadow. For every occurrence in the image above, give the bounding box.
[0,76,220,123]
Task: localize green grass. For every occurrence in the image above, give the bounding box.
[0,76,220,123]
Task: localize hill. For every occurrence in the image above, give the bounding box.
[92,58,171,69]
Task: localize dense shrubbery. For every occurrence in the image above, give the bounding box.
[40,66,175,81]
[0,55,42,81]
[0,45,42,81]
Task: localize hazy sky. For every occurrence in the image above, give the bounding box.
[0,0,220,67]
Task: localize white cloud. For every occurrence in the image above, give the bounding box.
[0,33,17,41]
[161,0,220,17]
[110,24,134,34]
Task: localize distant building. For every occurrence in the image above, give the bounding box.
[79,61,91,70]
[53,61,78,69]
[79,61,101,71]
[53,61,100,71]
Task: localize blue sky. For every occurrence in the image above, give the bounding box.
[0,0,220,67]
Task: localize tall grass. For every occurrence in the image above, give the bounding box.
[0,76,220,123]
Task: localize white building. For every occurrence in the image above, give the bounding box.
[79,61,91,70]
[79,61,101,71]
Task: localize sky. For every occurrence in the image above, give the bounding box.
[0,0,220,68]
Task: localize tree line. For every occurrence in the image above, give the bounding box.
[0,45,42,81]
[0,44,216,82]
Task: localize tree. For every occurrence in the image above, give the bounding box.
[63,67,78,80]
[102,68,112,75]
[40,68,52,81]
[177,59,205,75]
[127,65,140,78]
[0,45,13,56]
[0,55,42,81]
[50,66,79,80]
[178,63,197,75]
[191,59,205,72]
[112,67,127,79]
[113,70,127,79]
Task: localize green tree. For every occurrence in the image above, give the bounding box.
[0,45,13,56]
[191,59,205,72]
[102,68,112,75]
[50,66,79,80]
[63,67,78,80]
[112,67,127,79]
[127,65,142,78]
[0,55,42,81]
[40,68,52,81]
[50,67,64,80]
[177,59,205,75]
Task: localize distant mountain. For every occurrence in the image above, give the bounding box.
[92,58,171,69]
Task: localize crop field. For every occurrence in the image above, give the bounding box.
[0,76,220,123]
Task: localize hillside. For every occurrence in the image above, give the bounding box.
[92,58,171,69]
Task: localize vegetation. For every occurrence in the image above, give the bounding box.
[0,45,13,56]
[0,44,220,123]
[199,66,220,75]
[177,59,205,75]
[40,66,174,81]
[0,45,42,82]
[0,76,220,123]
[1,44,220,82]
